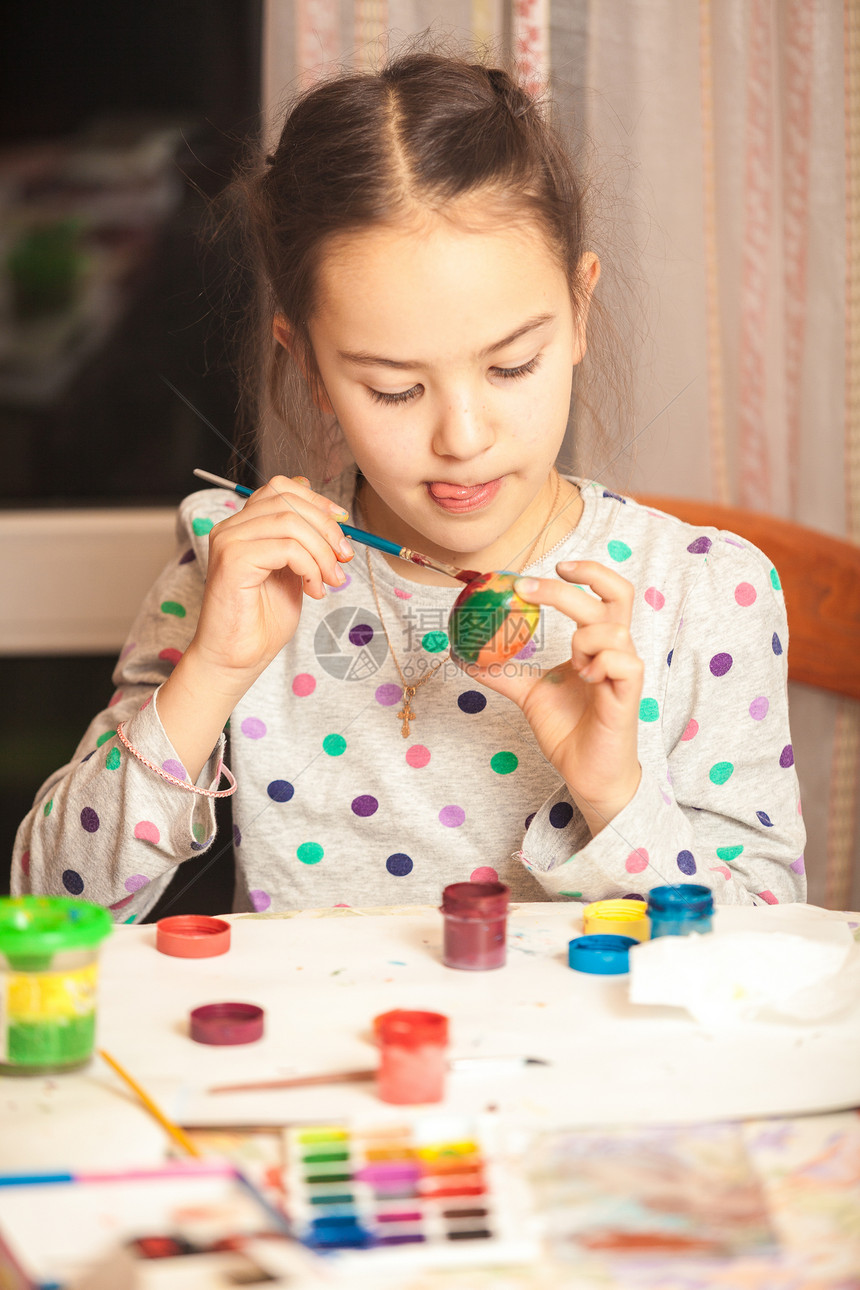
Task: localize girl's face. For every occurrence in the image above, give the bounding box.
[306,206,595,570]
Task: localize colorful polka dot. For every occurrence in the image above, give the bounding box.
[386,853,413,876]
[63,870,84,895]
[323,733,347,756]
[756,811,774,827]
[250,889,271,911]
[406,744,430,768]
[639,698,659,722]
[160,601,186,617]
[241,717,267,739]
[43,798,54,817]
[710,864,732,880]
[666,650,674,667]
[192,517,214,536]
[134,821,160,845]
[233,824,242,847]
[735,582,757,606]
[394,587,412,599]
[110,895,134,911]
[349,623,374,646]
[676,850,696,875]
[607,540,632,562]
[162,759,186,780]
[439,805,466,827]
[458,690,487,714]
[709,653,733,677]
[124,874,150,893]
[709,762,734,785]
[471,866,499,882]
[791,854,805,874]
[625,848,649,874]
[158,647,182,666]
[376,683,402,706]
[105,747,121,770]
[770,567,782,591]
[330,572,351,592]
[558,889,583,898]
[297,841,324,865]
[515,638,537,660]
[525,812,536,829]
[80,806,99,832]
[179,548,196,565]
[644,587,665,610]
[549,802,574,829]
[352,794,379,817]
[681,718,699,741]
[491,751,518,774]
[687,536,712,554]
[96,730,116,747]
[267,779,294,802]
[716,845,744,862]
[750,696,769,720]
[757,890,779,904]
[772,632,783,655]
[422,631,448,653]
[292,673,316,697]
[779,745,794,768]
[108,690,123,707]
[20,850,30,877]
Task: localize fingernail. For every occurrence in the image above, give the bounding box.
[515,577,539,596]
[333,566,346,584]
[557,560,577,572]
[294,475,311,487]
[331,505,350,519]
[338,538,354,559]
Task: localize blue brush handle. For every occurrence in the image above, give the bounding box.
[339,523,403,557]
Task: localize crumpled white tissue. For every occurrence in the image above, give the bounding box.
[628,913,858,1026]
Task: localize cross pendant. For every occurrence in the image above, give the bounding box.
[397,687,417,738]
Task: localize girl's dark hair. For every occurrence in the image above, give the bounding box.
[223,48,619,483]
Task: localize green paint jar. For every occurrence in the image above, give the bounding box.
[0,896,112,1074]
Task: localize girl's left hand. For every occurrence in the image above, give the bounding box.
[457,560,644,836]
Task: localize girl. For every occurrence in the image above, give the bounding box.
[12,52,805,918]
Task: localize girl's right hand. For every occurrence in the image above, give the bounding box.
[190,475,353,684]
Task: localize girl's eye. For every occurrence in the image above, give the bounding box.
[493,356,541,381]
[369,384,422,406]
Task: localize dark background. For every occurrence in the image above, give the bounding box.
[1,1,264,915]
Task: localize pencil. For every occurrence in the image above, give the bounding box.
[98,1049,202,1159]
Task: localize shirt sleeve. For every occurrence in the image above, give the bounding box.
[517,532,807,906]
[10,491,232,921]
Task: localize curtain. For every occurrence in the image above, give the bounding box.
[261,0,860,908]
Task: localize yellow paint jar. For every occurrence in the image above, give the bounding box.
[582,899,650,942]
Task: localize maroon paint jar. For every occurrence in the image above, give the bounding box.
[441,881,510,971]
[375,1009,449,1104]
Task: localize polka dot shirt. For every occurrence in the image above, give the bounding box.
[12,478,806,918]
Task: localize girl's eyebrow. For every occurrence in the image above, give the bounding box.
[337,312,556,370]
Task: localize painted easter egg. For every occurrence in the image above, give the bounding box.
[448,571,540,668]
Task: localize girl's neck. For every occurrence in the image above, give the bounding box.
[356,471,583,586]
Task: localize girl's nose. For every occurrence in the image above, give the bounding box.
[431,393,495,460]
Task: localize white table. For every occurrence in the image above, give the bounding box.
[2,901,858,1173]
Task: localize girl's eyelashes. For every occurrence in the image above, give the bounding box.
[492,355,542,381]
[368,355,542,406]
[369,384,422,406]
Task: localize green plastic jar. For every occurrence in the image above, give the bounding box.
[0,896,112,1074]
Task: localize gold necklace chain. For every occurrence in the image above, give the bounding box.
[364,470,562,738]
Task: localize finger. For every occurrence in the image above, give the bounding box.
[252,475,352,524]
[570,622,638,673]
[511,573,618,630]
[211,509,350,595]
[220,490,354,566]
[552,560,635,623]
[576,647,644,698]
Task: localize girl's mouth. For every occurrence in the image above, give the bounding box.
[426,478,502,513]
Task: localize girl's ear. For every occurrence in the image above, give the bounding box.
[272,314,334,414]
[571,252,601,365]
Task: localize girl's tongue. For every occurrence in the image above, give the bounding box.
[428,481,486,499]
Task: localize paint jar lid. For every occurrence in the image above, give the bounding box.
[190,1002,264,1045]
[156,915,231,958]
[441,881,509,919]
[374,1009,449,1049]
[646,884,714,917]
[568,934,638,975]
[0,896,112,968]
[583,899,650,941]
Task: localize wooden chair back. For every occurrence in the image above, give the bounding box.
[636,496,860,704]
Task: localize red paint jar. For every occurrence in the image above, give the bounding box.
[375,1009,449,1104]
[441,881,510,970]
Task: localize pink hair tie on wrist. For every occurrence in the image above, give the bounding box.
[115,721,237,798]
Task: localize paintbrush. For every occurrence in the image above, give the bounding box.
[193,468,481,584]
[99,1048,202,1157]
[208,1056,550,1095]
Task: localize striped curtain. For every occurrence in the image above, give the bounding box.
[261,0,860,908]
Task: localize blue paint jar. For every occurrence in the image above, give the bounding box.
[647,884,714,937]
